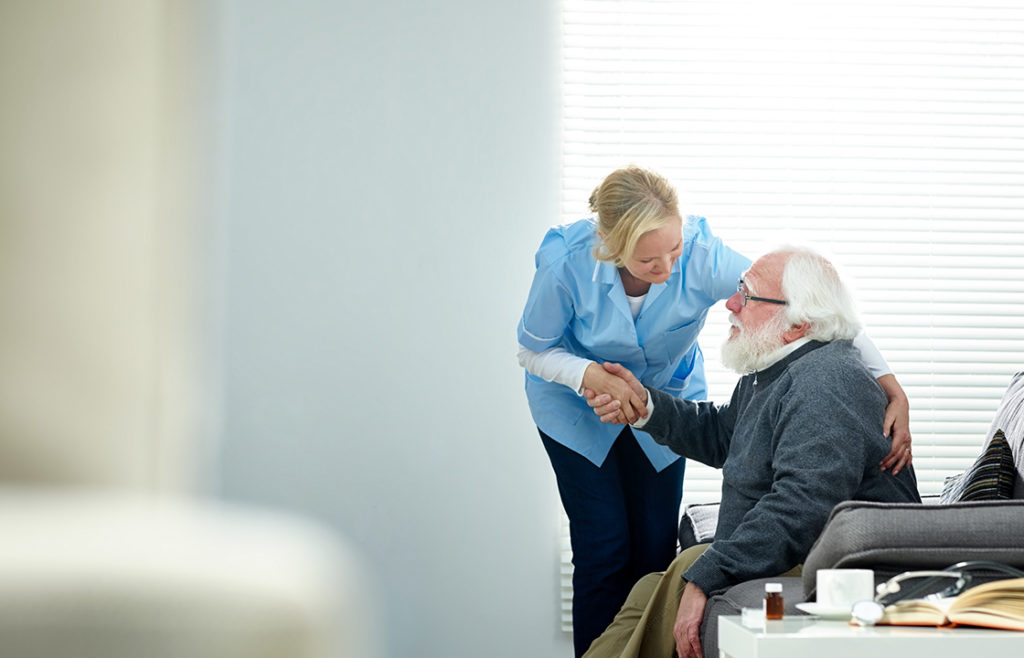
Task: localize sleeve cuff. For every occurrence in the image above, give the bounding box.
[630,388,655,429]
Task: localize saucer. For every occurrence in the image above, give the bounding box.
[795,602,852,620]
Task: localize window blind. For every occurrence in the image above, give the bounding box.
[558,0,1024,631]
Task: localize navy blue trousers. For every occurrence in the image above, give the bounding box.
[540,427,686,657]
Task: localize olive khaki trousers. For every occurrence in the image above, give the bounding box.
[583,543,801,658]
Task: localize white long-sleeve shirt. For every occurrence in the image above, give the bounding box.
[517,331,891,399]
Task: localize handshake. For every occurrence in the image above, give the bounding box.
[582,362,650,425]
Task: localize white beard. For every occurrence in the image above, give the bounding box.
[720,312,790,374]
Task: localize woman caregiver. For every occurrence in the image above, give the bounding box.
[516,165,913,657]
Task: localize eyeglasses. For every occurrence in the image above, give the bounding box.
[737,279,787,307]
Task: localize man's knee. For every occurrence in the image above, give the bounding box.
[621,572,664,610]
[663,543,711,580]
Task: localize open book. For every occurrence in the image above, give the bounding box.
[878,577,1024,631]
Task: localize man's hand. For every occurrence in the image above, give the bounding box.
[673,581,707,658]
[582,362,648,424]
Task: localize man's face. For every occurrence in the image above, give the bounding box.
[721,254,790,373]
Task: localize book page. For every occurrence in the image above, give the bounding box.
[880,578,1024,629]
[879,597,954,626]
[950,609,1024,632]
[945,578,1024,630]
[950,579,1024,612]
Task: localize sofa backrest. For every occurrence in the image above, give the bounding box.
[984,371,1024,498]
[802,499,1024,598]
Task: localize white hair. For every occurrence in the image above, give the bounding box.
[777,247,861,341]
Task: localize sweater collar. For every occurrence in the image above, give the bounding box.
[748,340,829,387]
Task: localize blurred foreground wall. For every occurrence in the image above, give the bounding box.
[0,0,212,491]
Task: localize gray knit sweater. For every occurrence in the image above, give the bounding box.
[643,339,920,595]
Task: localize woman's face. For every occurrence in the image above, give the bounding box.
[622,215,683,285]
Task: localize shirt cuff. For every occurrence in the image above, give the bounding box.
[630,389,655,429]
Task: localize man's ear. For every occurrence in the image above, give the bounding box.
[782,322,809,344]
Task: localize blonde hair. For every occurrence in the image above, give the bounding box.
[589,166,679,266]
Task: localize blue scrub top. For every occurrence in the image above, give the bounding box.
[517,215,750,471]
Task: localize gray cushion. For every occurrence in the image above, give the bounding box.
[940,429,1015,502]
[801,499,1024,598]
[985,371,1024,497]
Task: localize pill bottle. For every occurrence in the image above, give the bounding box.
[764,582,784,619]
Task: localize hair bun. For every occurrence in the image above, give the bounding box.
[588,187,600,213]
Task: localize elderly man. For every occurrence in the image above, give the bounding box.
[581,247,921,658]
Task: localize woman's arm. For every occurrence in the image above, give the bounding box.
[875,373,912,474]
[517,344,590,392]
[517,344,648,423]
[852,332,912,475]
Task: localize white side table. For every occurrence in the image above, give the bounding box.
[719,614,1024,658]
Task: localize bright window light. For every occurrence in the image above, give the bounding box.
[558,0,1024,631]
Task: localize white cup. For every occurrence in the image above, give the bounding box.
[816,569,875,610]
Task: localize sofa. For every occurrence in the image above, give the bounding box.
[681,370,1024,658]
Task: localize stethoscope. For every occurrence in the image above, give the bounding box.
[850,561,1024,626]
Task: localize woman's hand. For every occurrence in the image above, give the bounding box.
[876,374,912,475]
[581,362,647,424]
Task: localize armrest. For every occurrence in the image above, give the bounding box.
[802,499,1024,598]
[0,488,378,658]
[678,502,718,551]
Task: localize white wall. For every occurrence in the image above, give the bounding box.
[213,1,569,657]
